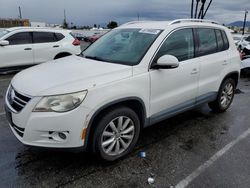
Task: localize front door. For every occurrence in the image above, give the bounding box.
[0,32,33,68]
[149,28,199,123]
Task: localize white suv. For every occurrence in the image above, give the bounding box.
[0,27,81,72]
[5,19,240,161]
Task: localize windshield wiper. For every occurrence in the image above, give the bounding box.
[85,55,104,62]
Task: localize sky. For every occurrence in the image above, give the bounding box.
[0,0,249,26]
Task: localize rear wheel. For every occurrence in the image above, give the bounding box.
[92,107,140,161]
[208,78,236,113]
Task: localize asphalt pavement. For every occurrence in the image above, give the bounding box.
[0,72,250,188]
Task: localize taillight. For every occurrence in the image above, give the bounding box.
[240,51,243,61]
[72,39,80,46]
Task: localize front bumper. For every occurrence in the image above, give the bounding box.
[5,90,92,149]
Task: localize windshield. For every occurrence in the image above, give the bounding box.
[82,28,162,66]
[0,29,10,39]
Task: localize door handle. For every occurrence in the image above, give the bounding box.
[191,68,199,74]
[24,48,32,50]
[53,45,59,48]
[222,60,228,65]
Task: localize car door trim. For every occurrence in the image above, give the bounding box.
[148,92,217,126]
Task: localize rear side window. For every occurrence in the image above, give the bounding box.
[55,33,65,41]
[221,31,229,50]
[196,28,217,56]
[215,30,224,52]
[154,28,194,62]
[7,32,32,45]
[33,32,56,43]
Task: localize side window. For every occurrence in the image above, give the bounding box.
[33,32,56,43]
[55,33,65,41]
[215,30,224,52]
[245,36,250,42]
[196,28,217,56]
[221,31,229,50]
[154,28,194,62]
[6,32,32,45]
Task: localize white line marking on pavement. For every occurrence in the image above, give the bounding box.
[0,112,5,116]
[175,127,250,188]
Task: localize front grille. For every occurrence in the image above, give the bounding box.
[7,86,31,112]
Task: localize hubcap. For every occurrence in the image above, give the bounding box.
[101,116,135,156]
[220,82,234,108]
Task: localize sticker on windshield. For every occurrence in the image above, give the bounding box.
[139,29,160,35]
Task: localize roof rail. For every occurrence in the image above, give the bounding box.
[168,19,219,25]
[121,20,154,26]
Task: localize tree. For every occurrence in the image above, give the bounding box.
[107,21,118,29]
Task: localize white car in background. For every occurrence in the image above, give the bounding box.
[232,34,244,45]
[0,27,81,71]
[237,35,250,49]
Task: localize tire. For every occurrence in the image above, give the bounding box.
[208,78,236,113]
[92,107,140,161]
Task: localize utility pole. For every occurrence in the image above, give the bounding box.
[203,0,213,19]
[191,0,194,18]
[194,0,200,18]
[64,9,67,23]
[18,6,22,19]
[198,0,206,19]
[243,10,248,35]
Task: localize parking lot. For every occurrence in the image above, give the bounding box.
[0,66,250,187]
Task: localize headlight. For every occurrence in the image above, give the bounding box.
[33,90,87,112]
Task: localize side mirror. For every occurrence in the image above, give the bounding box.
[0,40,9,46]
[152,55,179,69]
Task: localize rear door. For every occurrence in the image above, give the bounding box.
[195,28,230,98]
[32,31,61,64]
[0,32,33,68]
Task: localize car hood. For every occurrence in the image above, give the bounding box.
[11,55,133,96]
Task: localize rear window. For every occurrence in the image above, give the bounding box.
[33,32,56,43]
[196,28,217,56]
[221,30,229,50]
[215,30,224,52]
[55,33,65,41]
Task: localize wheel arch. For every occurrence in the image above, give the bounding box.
[221,71,239,87]
[54,52,72,59]
[83,97,148,150]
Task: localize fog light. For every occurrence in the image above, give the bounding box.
[50,131,68,142]
[58,132,67,140]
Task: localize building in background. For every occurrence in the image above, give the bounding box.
[0,18,30,28]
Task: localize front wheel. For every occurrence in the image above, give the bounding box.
[208,78,236,113]
[92,107,140,161]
